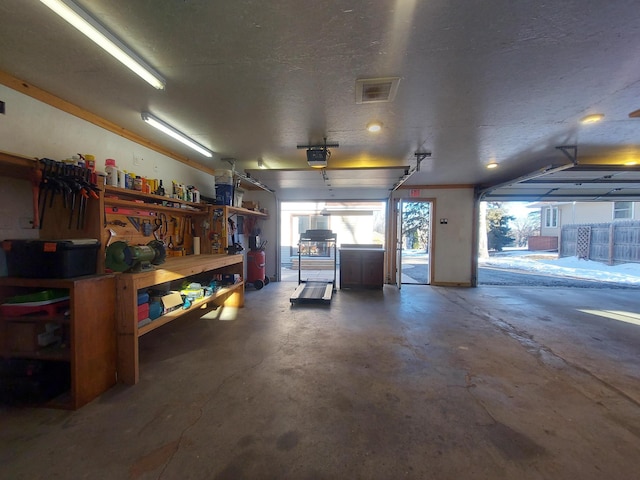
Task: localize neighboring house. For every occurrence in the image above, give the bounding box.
[536,201,639,237]
[528,201,640,263]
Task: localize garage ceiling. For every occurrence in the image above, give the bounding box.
[1,1,640,200]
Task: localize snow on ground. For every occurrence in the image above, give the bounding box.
[480,251,640,285]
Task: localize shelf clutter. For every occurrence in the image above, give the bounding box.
[0,151,268,408]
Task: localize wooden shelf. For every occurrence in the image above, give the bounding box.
[105,198,204,215]
[104,185,207,212]
[213,205,268,218]
[1,314,69,324]
[0,274,117,409]
[3,344,71,362]
[0,150,38,180]
[137,282,244,337]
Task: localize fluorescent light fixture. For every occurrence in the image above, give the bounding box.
[141,113,213,157]
[39,0,165,89]
[580,113,604,124]
[367,121,383,133]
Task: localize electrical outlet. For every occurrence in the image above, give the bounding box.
[153,163,159,173]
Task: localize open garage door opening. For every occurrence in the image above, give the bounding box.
[478,201,640,288]
[279,201,386,283]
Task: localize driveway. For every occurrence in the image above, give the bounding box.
[478,266,640,289]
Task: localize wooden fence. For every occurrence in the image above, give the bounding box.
[560,221,640,264]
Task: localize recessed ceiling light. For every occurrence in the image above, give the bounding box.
[580,113,604,124]
[486,162,498,169]
[367,121,383,133]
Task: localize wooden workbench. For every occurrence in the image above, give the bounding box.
[115,254,244,384]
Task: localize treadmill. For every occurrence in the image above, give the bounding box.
[290,229,337,304]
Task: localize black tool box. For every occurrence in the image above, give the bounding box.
[1,239,100,278]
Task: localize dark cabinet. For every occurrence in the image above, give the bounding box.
[339,248,384,289]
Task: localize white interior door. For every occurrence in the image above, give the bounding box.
[395,198,403,289]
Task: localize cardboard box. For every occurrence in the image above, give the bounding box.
[242,201,259,211]
[151,291,183,314]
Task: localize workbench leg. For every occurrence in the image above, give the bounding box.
[223,287,244,308]
[116,279,139,385]
[117,333,139,385]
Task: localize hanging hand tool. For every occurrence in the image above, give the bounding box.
[153,213,167,243]
[76,186,90,229]
[107,219,127,227]
[176,217,185,246]
[77,165,100,229]
[67,175,84,229]
[184,216,193,253]
[127,216,141,231]
[141,219,153,237]
[30,167,42,229]
[38,159,58,228]
[106,228,117,246]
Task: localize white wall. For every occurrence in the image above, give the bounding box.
[393,188,475,286]
[0,85,216,198]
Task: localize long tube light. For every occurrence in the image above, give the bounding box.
[39,0,166,89]
[142,113,213,158]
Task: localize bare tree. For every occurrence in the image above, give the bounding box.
[511,211,541,247]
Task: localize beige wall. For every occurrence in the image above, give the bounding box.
[392,188,475,286]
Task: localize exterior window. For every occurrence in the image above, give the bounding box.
[613,201,632,219]
[544,206,558,228]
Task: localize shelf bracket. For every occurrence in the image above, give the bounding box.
[556,145,578,165]
[414,151,432,172]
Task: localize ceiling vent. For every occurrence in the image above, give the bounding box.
[355,77,400,104]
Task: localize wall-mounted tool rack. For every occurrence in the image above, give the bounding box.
[102,185,211,262]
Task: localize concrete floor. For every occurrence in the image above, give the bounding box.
[2,282,640,479]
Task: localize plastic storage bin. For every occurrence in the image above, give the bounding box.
[1,239,100,278]
[215,184,234,205]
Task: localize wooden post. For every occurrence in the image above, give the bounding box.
[608,223,615,265]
